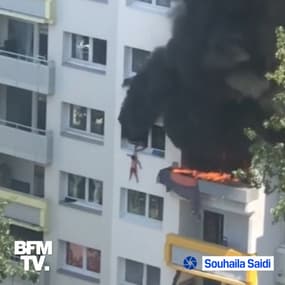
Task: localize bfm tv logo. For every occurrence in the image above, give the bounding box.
[14,241,52,271]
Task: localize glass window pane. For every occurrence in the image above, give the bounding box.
[151,125,165,150]
[66,242,83,268]
[69,105,87,131]
[71,34,89,61]
[156,0,171,7]
[127,189,146,216]
[87,248,101,273]
[68,174,86,200]
[132,48,150,73]
[125,259,143,285]
[88,179,103,205]
[91,110,104,135]
[147,265,161,285]
[149,195,163,221]
[93,38,107,65]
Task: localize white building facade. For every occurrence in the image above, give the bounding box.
[0,1,284,285]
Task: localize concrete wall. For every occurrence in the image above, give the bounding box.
[254,192,285,285]
[44,0,181,284]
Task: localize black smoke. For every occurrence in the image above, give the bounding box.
[119,0,285,171]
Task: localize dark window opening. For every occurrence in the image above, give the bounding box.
[203,211,224,245]
[93,38,107,65]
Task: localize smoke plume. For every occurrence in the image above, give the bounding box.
[119,0,285,171]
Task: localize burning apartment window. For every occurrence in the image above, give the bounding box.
[66,173,103,208]
[121,124,165,158]
[64,242,101,275]
[66,103,105,140]
[151,125,165,152]
[124,259,160,285]
[132,48,150,74]
[125,189,164,221]
[64,32,107,70]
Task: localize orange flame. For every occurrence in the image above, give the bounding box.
[172,168,239,183]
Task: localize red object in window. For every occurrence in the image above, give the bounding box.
[66,243,83,268]
[87,248,101,273]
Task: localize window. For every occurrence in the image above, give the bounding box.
[125,47,150,78]
[151,125,165,152]
[64,242,101,276]
[132,48,150,74]
[65,173,103,208]
[203,211,224,245]
[64,32,107,70]
[123,189,163,221]
[124,259,160,285]
[91,109,105,135]
[70,105,87,131]
[122,124,165,158]
[72,34,89,61]
[64,103,105,141]
[130,0,171,9]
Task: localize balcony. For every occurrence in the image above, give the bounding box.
[0,186,48,232]
[165,234,258,285]
[0,50,55,95]
[158,168,260,215]
[0,0,54,23]
[0,119,53,165]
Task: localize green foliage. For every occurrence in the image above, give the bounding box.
[234,27,285,223]
[0,200,39,283]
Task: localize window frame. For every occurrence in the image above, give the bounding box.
[122,188,164,223]
[125,47,151,78]
[63,242,101,278]
[121,123,165,158]
[128,0,172,11]
[123,258,161,285]
[65,172,103,210]
[67,103,105,141]
[64,32,107,72]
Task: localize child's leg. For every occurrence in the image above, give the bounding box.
[129,168,135,180]
[134,169,139,183]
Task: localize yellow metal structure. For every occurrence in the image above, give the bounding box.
[165,233,257,285]
[0,186,48,232]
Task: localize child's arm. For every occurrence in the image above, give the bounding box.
[137,159,142,169]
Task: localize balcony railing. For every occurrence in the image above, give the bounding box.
[0,0,54,23]
[165,233,258,285]
[0,119,53,165]
[0,186,48,232]
[0,50,55,94]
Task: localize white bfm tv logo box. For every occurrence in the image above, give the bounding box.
[14,241,52,271]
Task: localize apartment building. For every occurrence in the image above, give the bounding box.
[0,1,284,285]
